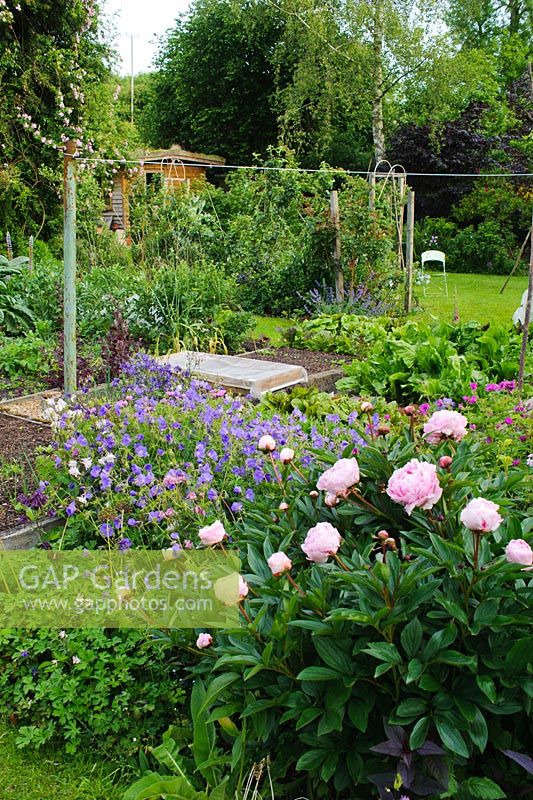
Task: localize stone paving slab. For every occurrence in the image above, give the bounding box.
[156,351,308,398]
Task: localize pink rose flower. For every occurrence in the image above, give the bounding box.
[198,520,226,545]
[279,447,295,464]
[460,498,502,532]
[196,633,213,649]
[423,410,468,444]
[505,539,533,567]
[301,522,342,564]
[267,551,292,576]
[258,435,276,451]
[386,459,442,515]
[316,457,360,496]
[239,576,249,598]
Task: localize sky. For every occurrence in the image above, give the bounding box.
[103,0,191,74]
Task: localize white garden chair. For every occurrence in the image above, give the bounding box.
[421,250,448,297]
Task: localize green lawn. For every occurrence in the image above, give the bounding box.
[0,721,124,800]
[252,315,293,345]
[254,273,528,339]
[416,272,528,326]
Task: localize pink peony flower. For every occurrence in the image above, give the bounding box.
[316,457,360,496]
[267,551,292,576]
[423,410,468,444]
[505,539,533,566]
[198,520,226,546]
[258,435,276,451]
[386,459,442,515]
[460,498,502,532]
[196,633,213,649]
[279,447,295,464]
[301,522,342,564]
[239,576,249,598]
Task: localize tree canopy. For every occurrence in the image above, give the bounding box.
[139,0,532,171]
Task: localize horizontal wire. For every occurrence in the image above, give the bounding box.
[73,155,533,179]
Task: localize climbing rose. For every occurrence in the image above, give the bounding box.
[301,522,341,564]
[196,633,213,649]
[460,498,502,532]
[267,551,292,576]
[198,520,226,545]
[423,410,468,444]
[505,539,533,566]
[317,457,360,495]
[386,459,442,515]
[258,435,276,451]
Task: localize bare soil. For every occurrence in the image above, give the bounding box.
[0,413,52,532]
[242,346,350,374]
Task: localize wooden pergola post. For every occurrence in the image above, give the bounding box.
[63,140,77,396]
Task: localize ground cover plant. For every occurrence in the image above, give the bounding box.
[0,626,184,755]
[3,356,530,800]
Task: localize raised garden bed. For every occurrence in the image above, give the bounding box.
[242,346,349,374]
[242,347,350,392]
[0,350,348,541]
[0,411,52,534]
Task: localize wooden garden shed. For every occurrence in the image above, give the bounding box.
[102,145,226,234]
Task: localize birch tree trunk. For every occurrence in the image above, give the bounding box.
[371,0,386,163]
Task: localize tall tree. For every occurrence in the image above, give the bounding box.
[446,0,533,49]
[140,0,282,163]
[272,0,373,167]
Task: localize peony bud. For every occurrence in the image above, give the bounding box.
[196,633,213,649]
[504,539,533,566]
[377,530,389,540]
[267,551,292,576]
[278,502,289,511]
[301,522,342,564]
[279,447,295,464]
[404,405,416,416]
[258,435,276,451]
[198,520,227,546]
[360,401,374,412]
[439,456,453,469]
[460,498,502,533]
